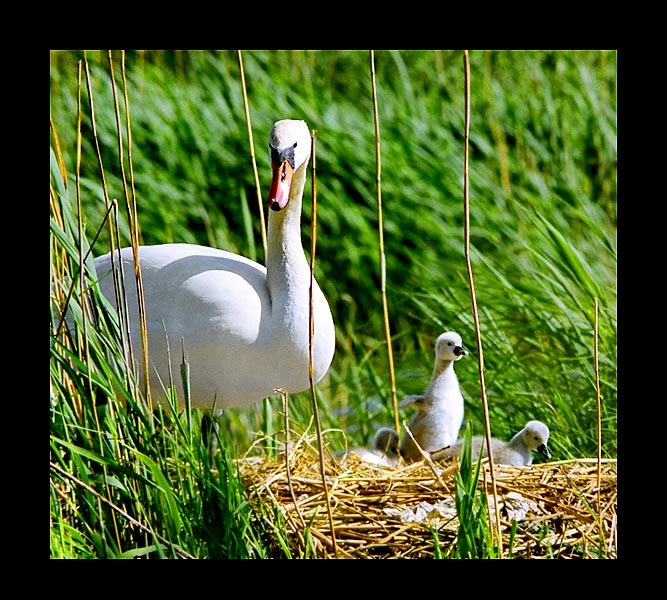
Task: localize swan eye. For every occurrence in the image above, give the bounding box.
[270,144,296,169]
[292,142,297,148]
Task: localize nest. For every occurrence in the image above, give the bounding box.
[238,433,617,559]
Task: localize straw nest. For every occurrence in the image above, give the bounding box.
[238,433,617,559]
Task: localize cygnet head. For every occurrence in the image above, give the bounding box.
[373,427,400,457]
[435,331,468,363]
[521,420,551,460]
[267,119,312,211]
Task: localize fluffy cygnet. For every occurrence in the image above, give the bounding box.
[399,331,468,463]
[336,427,401,468]
[433,420,552,466]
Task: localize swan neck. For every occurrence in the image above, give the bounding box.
[266,162,310,290]
[508,430,525,449]
[424,359,456,397]
[432,358,455,379]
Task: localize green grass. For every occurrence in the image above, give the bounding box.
[50,49,616,558]
[450,424,495,558]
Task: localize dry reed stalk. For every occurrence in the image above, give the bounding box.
[74,60,89,421]
[77,57,128,547]
[239,437,616,559]
[594,297,602,517]
[277,388,309,551]
[237,50,268,263]
[370,50,400,436]
[401,421,453,490]
[461,49,502,554]
[107,50,153,411]
[237,50,275,451]
[307,130,338,558]
[82,52,140,404]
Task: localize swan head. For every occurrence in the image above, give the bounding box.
[522,420,551,460]
[267,119,312,212]
[435,331,468,363]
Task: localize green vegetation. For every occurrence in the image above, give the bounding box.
[452,424,495,558]
[50,50,616,558]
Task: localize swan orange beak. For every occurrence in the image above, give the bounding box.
[268,159,294,212]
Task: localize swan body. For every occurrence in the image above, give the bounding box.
[433,420,551,466]
[399,332,468,463]
[94,119,335,409]
[336,427,401,468]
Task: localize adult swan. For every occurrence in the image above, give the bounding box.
[94,119,336,409]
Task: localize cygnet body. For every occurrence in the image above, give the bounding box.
[337,427,400,468]
[434,420,551,466]
[399,332,468,463]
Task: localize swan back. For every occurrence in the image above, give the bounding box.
[93,119,335,410]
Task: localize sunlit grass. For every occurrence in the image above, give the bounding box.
[50,49,616,558]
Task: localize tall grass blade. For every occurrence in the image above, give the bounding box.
[453,423,493,558]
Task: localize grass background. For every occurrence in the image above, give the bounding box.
[50,49,616,558]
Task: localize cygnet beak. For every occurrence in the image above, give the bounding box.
[454,345,468,357]
[537,443,551,460]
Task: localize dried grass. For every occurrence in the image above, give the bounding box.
[238,433,617,559]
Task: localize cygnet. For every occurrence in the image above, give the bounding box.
[433,420,551,466]
[399,331,468,463]
[336,427,401,468]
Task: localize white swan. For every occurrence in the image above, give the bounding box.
[94,119,335,409]
[433,420,551,466]
[398,331,468,463]
[336,427,401,468]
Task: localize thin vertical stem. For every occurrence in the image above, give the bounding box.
[462,50,503,557]
[107,50,152,411]
[75,60,88,421]
[119,51,152,411]
[370,50,400,436]
[278,388,308,552]
[594,297,602,517]
[77,60,122,550]
[237,50,272,448]
[83,54,135,396]
[308,131,338,558]
[238,50,268,264]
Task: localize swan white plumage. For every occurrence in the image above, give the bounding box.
[398,331,468,463]
[432,420,552,466]
[93,119,335,409]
